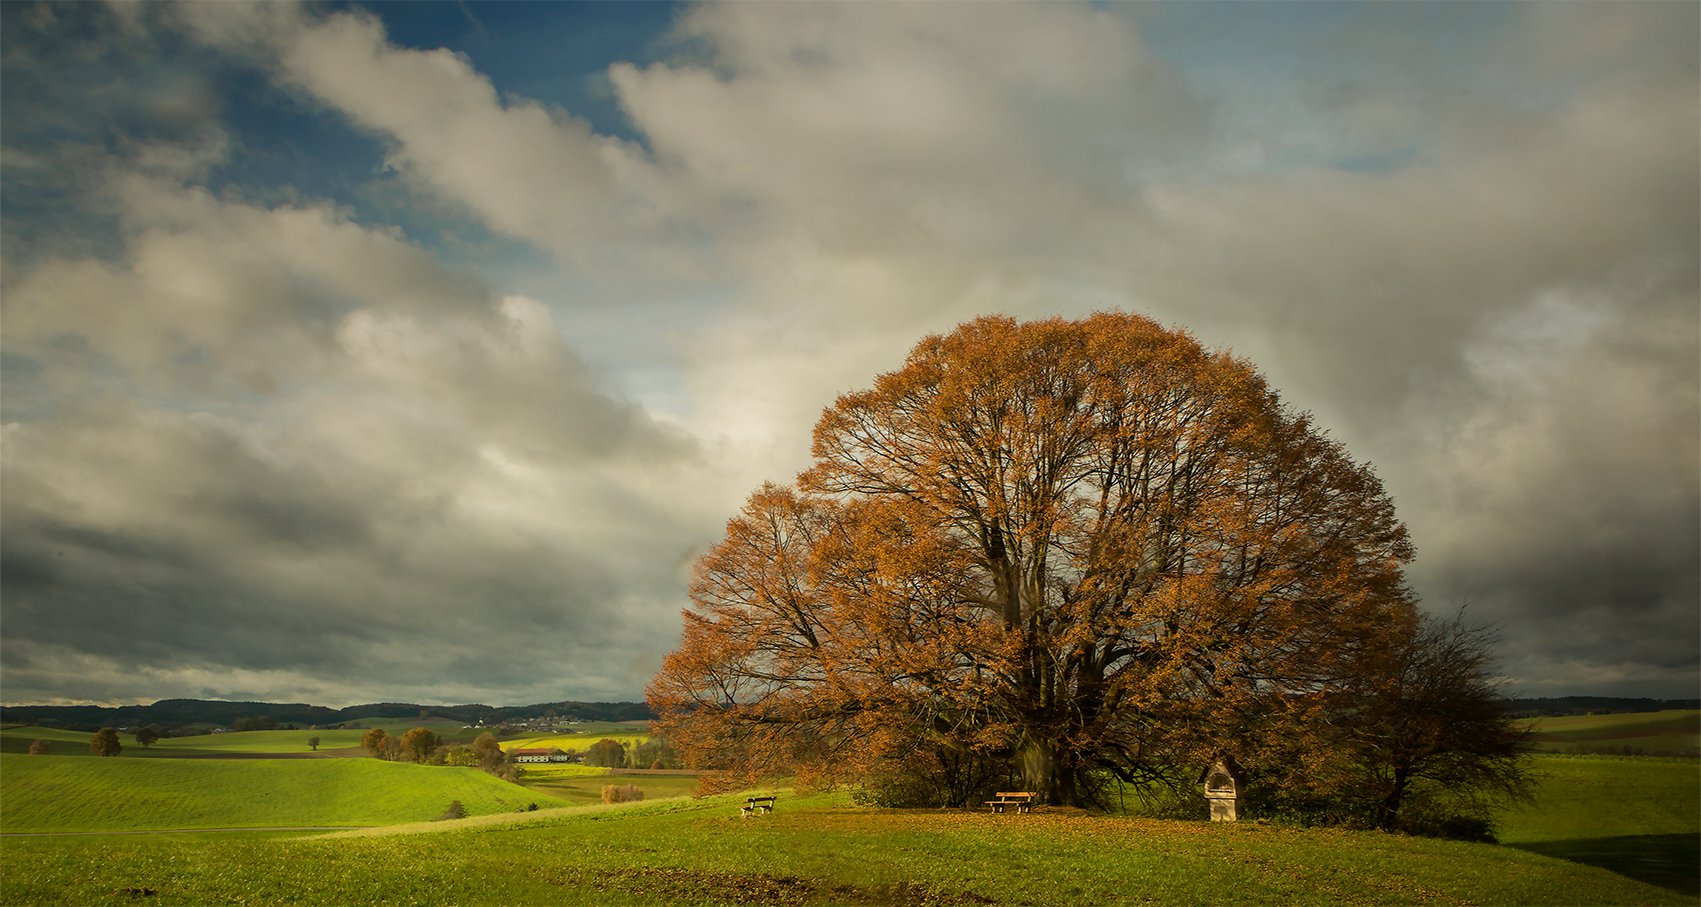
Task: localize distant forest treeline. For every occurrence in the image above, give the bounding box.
[1504,696,1700,717]
[5,696,1693,732]
[0,698,655,732]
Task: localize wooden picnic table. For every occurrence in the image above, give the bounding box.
[985,791,1036,814]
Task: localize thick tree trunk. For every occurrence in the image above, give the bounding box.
[1021,738,1056,803]
[1377,766,1410,830]
[1021,737,1086,806]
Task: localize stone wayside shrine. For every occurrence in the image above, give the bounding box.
[1199,755,1246,822]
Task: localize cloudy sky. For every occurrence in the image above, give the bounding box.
[2,1,1695,708]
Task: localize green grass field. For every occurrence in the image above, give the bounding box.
[1497,754,1699,896]
[1527,710,1700,755]
[0,726,101,756]
[0,754,571,832]
[145,719,475,754]
[3,790,1684,906]
[2,738,1694,904]
[517,765,702,805]
[1,718,658,762]
[1,719,478,758]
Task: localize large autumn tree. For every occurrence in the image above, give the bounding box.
[651,313,1421,808]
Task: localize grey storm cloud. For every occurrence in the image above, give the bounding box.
[1,0,1696,706]
[0,268,703,704]
[0,4,710,703]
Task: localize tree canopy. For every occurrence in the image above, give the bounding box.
[89,727,123,757]
[400,727,441,764]
[584,738,628,768]
[652,313,1441,810]
[1347,611,1534,831]
[360,727,390,758]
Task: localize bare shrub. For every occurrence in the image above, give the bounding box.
[601,783,644,804]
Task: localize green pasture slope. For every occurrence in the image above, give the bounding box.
[0,726,96,756]
[2,747,1692,904]
[4,791,1684,906]
[146,719,473,755]
[1,719,475,758]
[1527,709,1701,755]
[1499,754,1700,896]
[0,754,571,832]
[517,764,701,805]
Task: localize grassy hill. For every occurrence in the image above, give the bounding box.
[0,754,569,832]
[1,744,1691,904]
[499,720,650,754]
[0,726,100,755]
[1,720,477,758]
[1497,754,1699,895]
[1526,709,1700,755]
[4,790,1685,905]
[516,764,701,804]
[1501,755,1698,841]
[146,719,474,754]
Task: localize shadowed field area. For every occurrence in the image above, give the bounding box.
[1509,833,1700,897]
[1498,755,1700,895]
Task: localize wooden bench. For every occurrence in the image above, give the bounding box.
[985,791,1036,814]
[740,795,777,817]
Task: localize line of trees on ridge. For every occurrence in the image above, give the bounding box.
[360,728,521,781]
[0,700,654,734]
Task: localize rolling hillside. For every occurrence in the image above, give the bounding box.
[4,791,1686,906]
[0,754,569,832]
[1527,710,1700,755]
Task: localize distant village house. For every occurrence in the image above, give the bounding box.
[510,747,576,764]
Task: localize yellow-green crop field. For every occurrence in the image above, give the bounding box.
[498,720,650,754]
[1526,709,1700,755]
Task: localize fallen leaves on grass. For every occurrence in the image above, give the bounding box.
[585,866,996,906]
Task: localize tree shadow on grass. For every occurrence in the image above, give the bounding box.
[1508,833,1699,896]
